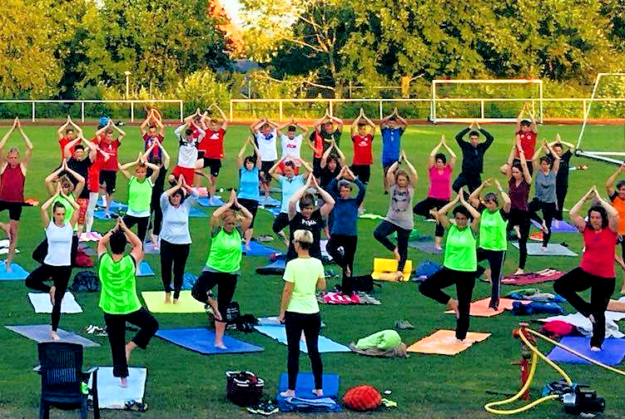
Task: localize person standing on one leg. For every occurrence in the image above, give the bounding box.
[279,229,326,398]
[97,217,159,388]
[140,109,165,157]
[64,136,98,237]
[170,121,204,187]
[26,186,79,341]
[506,146,532,274]
[452,120,494,194]
[251,118,279,199]
[350,108,375,212]
[605,163,625,259]
[57,115,83,160]
[469,179,511,310]
[528,140,560,251]
[237,137,262,251]
[143,140,170,250]
[278,116,308,174]
[554,186,619,351]
[419,191,481,342]
[93,120,126,219]
[548,135,574,221]
[198,104,229,203]
[374,150,418,281]
[414,135,456,251]
[514,104,538,176]
[0,118,33,271]
[380,108,407,194]
[192,190,253,349]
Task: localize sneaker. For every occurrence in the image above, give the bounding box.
[259,400,278,416]
[395,320,414,330]
[258,235,274,242]
[337,246,345,257]
[247,402,261,414]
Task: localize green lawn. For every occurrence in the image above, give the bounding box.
[1,123,624,418]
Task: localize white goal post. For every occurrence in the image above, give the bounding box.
[431,79,544,124]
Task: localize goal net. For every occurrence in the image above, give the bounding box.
[431,79,543,123]
[576,73,625,165]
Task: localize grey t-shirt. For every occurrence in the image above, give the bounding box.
[385,185,414,230]
[535,170,557,203]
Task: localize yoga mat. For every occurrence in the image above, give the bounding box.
[136,261,155,277]
[531,219,578,233]
[6,325,99,347]
[93,210,121,220]
[262,206,282,217]
[96,199,128,211]
[407,330,491,356]
[444,298,530,318]
[255,324,350,353]
[547,336,625,365]
[256,259,286,275]
[0,262,28,280]
[408,241,443,254]
[511,242,577,257]
[143,241,159,254]
[28,292,83,314]
[182,272,197,290]
[260,195,281,207]
[243,241,280,256]
[156,328,264,355]
[276,372,340,400]
[188,207,209,218]
[359,212,384,220]
[197,196,225,207]
[502,269,564,285]
[141,291,206,313]
[90,367,146,409]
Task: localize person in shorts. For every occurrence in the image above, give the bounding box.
[170,121,205,186]
[251,118,279,199]
[198,104,229,203]
[57,115,83,160]
[94,121,126,218]
[380,108,407,194]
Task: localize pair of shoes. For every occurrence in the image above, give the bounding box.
[247,399,279,415]
[395,320,414,330]
[258,235,274,242]
[124,400,148,412]
[104,212,119,220]
[85,325,107,336]
[357,292,381,305]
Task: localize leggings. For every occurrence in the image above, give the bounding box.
[452,172,482,194]
[555,183,568,221]
[150,195,163,236]
[191,271,238,321]
[326,234,357,295]
[373,220,410,271]
[104,308,159,378]
[25,264,72,331]
[528,198,557,247]
[285,311,322,391]
[86,192,99,232]
[554,267,615,348]
[476,248,506,309]
[419,267,476,340]
[413,197,447,237]
[508,208,530,269]
[122,214,149,245]
[160,240,190,299]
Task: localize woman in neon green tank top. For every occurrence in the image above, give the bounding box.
[419,190,481,342]
[191,190,253,349]
[469,178,511,310]
[44,160,85,225]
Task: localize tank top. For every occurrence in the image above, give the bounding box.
[127,177,153,217]
[580,226,617,278]
[509,178,530,211]
[479,209,508,251]
[444,224,477,272]
[535,170,557,203]
[428,166,452,200]
[44,222,73,266]
[0,165,25,202]
[205,227,242,273]
[611,195,625,235]
[98,254,141,315]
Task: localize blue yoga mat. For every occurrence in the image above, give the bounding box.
[137,261,154,277]
[156,328,264,355]
[262,206,282,217]
[0,262,29,280]
[260,196,281,207]
[182,272,197,290]
[93,210,121,220]
[256,259,286,275]
[243,241,280,256]
[96,199,128,211]
[197,196,225,207]
[532,219,578,233]
[143,241,159,254]
[547,336,625,365]
[276,372,340,401]
[255,325,351,353]
[189,207,209,218]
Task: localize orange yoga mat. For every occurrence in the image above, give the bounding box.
[444,298,530,317]
[407,330,491,356]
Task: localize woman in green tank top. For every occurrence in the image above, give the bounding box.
[469,179,511,310]
[419,190,481,342]
[191,190,253,349]
[44,160,85,224]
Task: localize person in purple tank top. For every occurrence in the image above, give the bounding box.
[0,118,33,272]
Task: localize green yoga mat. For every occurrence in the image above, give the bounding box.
[141,291,207,313]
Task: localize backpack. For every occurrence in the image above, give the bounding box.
[226,371,264,407]
[343,385,382,411]
[236,314,258,333]
[70,271,100,293]
[225,301,241,331]
[352,275,380,294]
[414,261,442,281]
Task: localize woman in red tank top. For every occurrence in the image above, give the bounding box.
[554,186,619,351]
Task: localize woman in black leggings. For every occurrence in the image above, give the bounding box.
[505,144,532,274]
[26,186,79,341]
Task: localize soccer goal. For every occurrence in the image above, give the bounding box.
[576,73,625,165]
[430,79,543,123]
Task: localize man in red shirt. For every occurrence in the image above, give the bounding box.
[94,121,126,218]
[515,105,538,175]
[140,109,165,162]
[0,118,33,271]
[57,116,83,160]
[198,104,229,204]
[350,108,375,212]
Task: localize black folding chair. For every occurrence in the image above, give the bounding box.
[34,342,100,419]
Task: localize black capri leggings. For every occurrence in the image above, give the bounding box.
[26,264,72,332]
[326,234,357,295]
[122,214,150,245]
[413,197,448,237]
[160,240,190,299]
[476,248,506,310]
[191,271,238,321]
[285,311,322,391]
[508,208,530,270]
[528,198,557,247]
[238,198,259,228]
[373,220,410,272]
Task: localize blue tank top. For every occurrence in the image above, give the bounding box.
[238,167,260,201]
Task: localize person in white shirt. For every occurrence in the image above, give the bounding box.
[169,122,205,187]
[278,117,309,164]
[250,118,279,198]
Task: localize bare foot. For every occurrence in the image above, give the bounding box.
[345,266,351,277]
[541,246,548,252]
[394,271,404,281]
[50,331,60,341]
[0,223,10,239]
[125,342,137,362]
[215,342,227,349]
[245,244,251,252]
[164,292,171,304]
[5,260,11,273]
[589,314,596,324]
[312,389,323,397]
[514,268,524,275]
[514,226,521,239]
[49,286,56,306]
[541,222,549,235]
[590,346,601,352]
[173,298,179,305]
[207,298,222,321]
[280,390,295,398]
[447,298,460,319]
[120,377,128,388]
[484,267,492,282]
[392,248,401,261]
[621,288,625,295]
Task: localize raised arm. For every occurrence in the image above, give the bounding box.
[394,109,408,127]
[401,150,418,185]
[428,138,445,169]
[57,118,70,140]
[139,116,150,136]
[442,138,457,169]
[63,137,81,160]
[459,191,481,232]
[363,113,376,137]
[570,187,596,231]
[436,194,461,229]
[350,110,362,137]
[268,158,284,181]
[385,161,400,187]
[479,127,494,149]
[237,141,248,167]
[320,142,334,168]
[288,177,312,220]
[494,179,511,213]
[45,161,67,196]
[332,140,346,161]
[0,120,16,163]
[595,188,620,233]
[296,121,308,137]
[606,164,625,196]
[64,163,85,197]
[145,161,160,183]
[40,189,61,228]
[455,127,471,146]
[353,177,366,205]
[211,190,236,228]
[468,179,490,205]
[544,141,560,173]
[119,217,143,263]
[311,176,335,218]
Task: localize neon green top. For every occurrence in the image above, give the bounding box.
[98,254,141,315]
[283,257,324,314]
[205,227,242,273]
[479,209,508,251]
[127,176,153,217]
[52,194,76,224]
[444,224,477,272]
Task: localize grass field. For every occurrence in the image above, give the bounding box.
[1,123,625,419]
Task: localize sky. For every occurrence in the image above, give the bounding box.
[221,0,242,25]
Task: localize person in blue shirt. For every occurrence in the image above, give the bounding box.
[326,166,366,295]
[236,136,262,251]
[380,108,408,194]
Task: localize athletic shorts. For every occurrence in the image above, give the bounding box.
[313,157,322,178]
[99,170,117,194]
[171,165,195,186]
[76,197,89,225]
[202,158,222,177]
[260,161,274,183]
[0,201,22,221]
[350,164,371,184]
[382,159,398,172]
[238,198,259,228]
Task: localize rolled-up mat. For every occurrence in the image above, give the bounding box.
[0,262,29,280]
[254,324,350,353]
[90,367,146,409]
[407,330,491,355]
[28,292,82,314]
[156,328,264,355]
[547,336,625,365]
[511,242,577,256]
[6,325,99,347]
[243,241,280,256]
